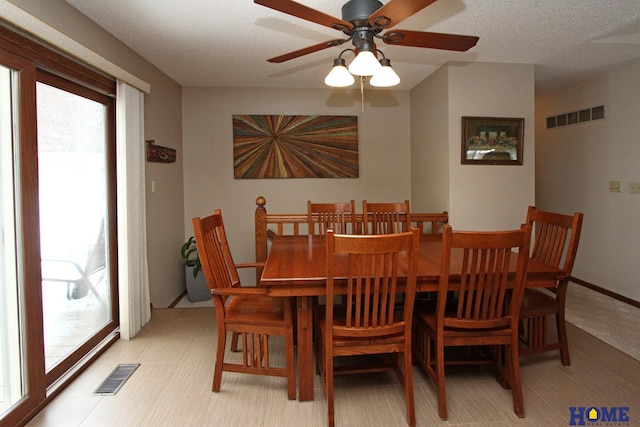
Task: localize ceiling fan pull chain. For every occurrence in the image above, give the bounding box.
[360,76,365,112]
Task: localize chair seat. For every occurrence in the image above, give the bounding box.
[415,309,513,342]
[520,289,558,317]
[316,309,405,349]
[41,260,85,281]
[225,294,287,325]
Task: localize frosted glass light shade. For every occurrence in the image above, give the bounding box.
[325,58,355,87]
[370,59,400,87]
[348,50,381,76]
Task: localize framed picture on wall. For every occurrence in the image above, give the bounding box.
[461,116,524,165]
[232,114,359,178]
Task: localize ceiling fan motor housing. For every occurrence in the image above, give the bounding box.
[352,29,376,51]
[342,0,383,25]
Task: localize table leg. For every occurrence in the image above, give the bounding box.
[296,295,314,401]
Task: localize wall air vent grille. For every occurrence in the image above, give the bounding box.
[546,105,605,129]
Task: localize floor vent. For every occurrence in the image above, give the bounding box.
[94,363,140,395]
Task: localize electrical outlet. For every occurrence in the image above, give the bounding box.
[609,181,621,192]
[630,182,640,194]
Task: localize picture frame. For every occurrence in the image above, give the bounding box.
[146,140,176,163]
[232,115,358,179]
[461,116,524,165]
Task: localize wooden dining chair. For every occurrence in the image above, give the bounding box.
[362,200,411,234]
[192,209,296,399]
[307,200,356,235]
[315,228,420,427]
[411,211,449,236]
[519,206,583,366]
[412,224,531,420]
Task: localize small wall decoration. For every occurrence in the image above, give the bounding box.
[146,140,176,163]
[461,117,524,165]
[232,115,358,179]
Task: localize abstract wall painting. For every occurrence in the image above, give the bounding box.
[232,115,358,179]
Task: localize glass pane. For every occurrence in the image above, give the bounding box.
[37,82,111,371]
[0,66,25,416]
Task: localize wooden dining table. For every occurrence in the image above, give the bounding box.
[259,234,562,401]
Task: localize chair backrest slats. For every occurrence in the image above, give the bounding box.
[192,210,240,299]
[362,200,411,234]
[440,224,531,330]
[307,200,356,235]
[526,206,583,277]
[327,228,420,338]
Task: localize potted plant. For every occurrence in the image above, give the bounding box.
[180,236,210,302]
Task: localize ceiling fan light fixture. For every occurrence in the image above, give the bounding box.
[347,50,381,76]
[325,57,356,87]
[255,0,480,93]
[370,58,400,87]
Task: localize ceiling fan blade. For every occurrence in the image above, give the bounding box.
[383,30,479,51]
[254,0,352,31]
[369,0,438,29]
[267,39,347,63]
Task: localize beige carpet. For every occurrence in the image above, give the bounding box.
[173,284,640,361]
[564,284,639,360]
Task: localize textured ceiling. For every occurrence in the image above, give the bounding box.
[64,0,640,93]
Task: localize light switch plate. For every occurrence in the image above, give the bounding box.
[609,181,622,192]
[630,182,640,194]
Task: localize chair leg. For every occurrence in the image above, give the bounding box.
[285,327,296,400]
[556,312,570,366]
[326,352,335,427]
[508,342,525,417]
[230,332,240,352]
[212,329,226,392]
[495,345,512,390]
[529,316,546,350]
[403,350,416,427]
[316,337,325,378]
[436,341,448,420]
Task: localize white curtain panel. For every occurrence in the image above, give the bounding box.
[116,80,151,340]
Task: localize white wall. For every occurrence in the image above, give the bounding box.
[182,86,411,277]
[410,66,450,212]
[410,62,536,231]
[448,62,536,231]
[535,60,640,301]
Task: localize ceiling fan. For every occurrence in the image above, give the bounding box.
[254,0,479,64]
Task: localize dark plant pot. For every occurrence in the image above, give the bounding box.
[185,265,210,302]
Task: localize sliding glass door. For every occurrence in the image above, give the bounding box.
[0,27,118,425]
[0,63,26,419]
[37,80,112,372]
